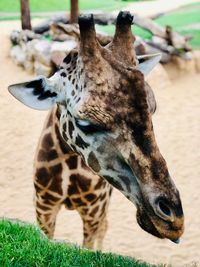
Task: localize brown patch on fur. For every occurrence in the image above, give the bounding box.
[100,192,106,201]
[55,123,72,154]
[42,192,60,203]
[38,149,58,162]
[84,232,89,238]
[91,221,99,227]
[36,210,42,217]
[88,151,101,172]
[109,187,113,196]
[66,155,78,169]
[35,167,50,186]
[36,201,51,211]
[94,178,105,190]
[69,174,91,193]
[42,133,54,149]
[79,208,88,214]
[85,193,96,202]
[34,183,42,194]
[68,179,80,195]
[68,120,75,139]
[104,175,124,191]
[100,201,107,217]
[64,197,74,209]
[71,197,86,206]
[90,206,99,217]
[48,164,63,195]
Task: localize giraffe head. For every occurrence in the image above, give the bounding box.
[8,12,184,243]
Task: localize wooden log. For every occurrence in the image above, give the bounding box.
[50,23,80,41]
[70,0,79,24]
[20,0,32,30]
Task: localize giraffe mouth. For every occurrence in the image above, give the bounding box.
[135,187,184,242]
[136,208,163,238]
[116,164,184,241]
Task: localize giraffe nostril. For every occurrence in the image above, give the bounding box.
[158,200,171,217]
[154,198,174,221]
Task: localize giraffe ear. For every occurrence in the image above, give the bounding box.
[137,53,162,76]
[8,75,61,110]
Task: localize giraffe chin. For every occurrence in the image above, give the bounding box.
[136,208,163,239]
[136,207,184,243]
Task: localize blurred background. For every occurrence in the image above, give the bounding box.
[0,0,200,266]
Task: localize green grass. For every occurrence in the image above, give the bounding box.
[180,29,200,48]
[155,3,200,49]
[0,0,140,12]
[0,219,157,267]
[96,24,152,40]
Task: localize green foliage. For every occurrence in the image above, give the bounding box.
[155,3,200,49]
[155,4,200,28]
[0,0,138,12]
[0,219,156,267]
[96,24,152,40]
[180,29,200,49]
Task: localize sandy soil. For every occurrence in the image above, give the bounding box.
[0,20,200,267]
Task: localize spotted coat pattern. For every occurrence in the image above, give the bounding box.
[34,108,112,249]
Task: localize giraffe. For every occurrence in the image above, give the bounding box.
[8,11,184,250]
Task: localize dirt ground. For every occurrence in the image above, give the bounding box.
[0,20,200,267]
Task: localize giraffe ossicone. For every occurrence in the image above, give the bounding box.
[8,11,184,249]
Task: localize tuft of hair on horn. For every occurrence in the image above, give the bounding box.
[78,14,95,31]
[116,11,134,26]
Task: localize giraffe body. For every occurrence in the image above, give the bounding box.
[35,107,112,249]
[9,12,184,249]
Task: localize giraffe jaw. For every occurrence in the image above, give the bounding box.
[100,164,184,242]
[109,162,185,242]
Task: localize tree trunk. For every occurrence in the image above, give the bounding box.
[70,0,79,24]
[20,0,32,30]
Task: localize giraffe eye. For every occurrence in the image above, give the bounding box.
[75,119,106,134]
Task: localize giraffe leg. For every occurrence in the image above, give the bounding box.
[82,218,96,249]
[94,187,113,250]
[81,213,109,250]
[95,216,108,250]
[78,196,110,250]
[35,193,62,239]
[33,129,65,239]
[33,165,64,239]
